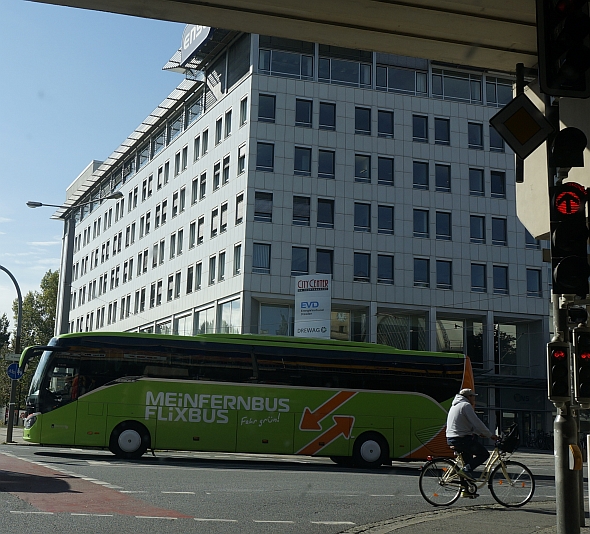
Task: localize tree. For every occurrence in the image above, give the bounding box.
[4,269,60,415]
[12,269,59,349]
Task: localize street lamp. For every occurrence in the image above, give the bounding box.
[26,191,124,210]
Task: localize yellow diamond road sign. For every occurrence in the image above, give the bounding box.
[490,92,554,160]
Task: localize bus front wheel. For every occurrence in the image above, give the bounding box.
[109,421,150,459]
[352,432,388,468]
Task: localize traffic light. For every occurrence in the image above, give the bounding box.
[573,327,590,403]
[548,341,571,402]
[550,182,590,296]
[537,0,590,98]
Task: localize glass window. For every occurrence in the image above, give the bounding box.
[432,68,482,103]
[213,162,221,190]
[234,244,242,275]
[258,94,276,122]
[490,126,504,152]
[202,129,209,155]
[471,263,487,292]
[293,196,311,226]
[470,215,485,243]
[225,109,232,138]
[218,251,226,281]
[493,265,509,294]
[376,65,427,95]
[435,164,451,192]
[318,150,335,178]
[354,203,371,232]
[469,168,484,196]
[413,115,428,142]
[238,144,246,174]
[486,77,513,107]
[254,191,273,222]
[468,122,483,149]
[377,255,394,284]
[436,260,452,289]
[240,97,248,126]
[525,229,540,249]
[355,154,371,182]
[253,243,271,274]
[236,193,244,225]
[434,118,450,145]
[215,117,223,144]
[294,147,312,175]
[527,269,542,297]
[319,102,336,130]
[378,205,394,234]
[378,157,394,185]
[259,49,313,79]
[316,249,333,274]
[296,99,312,127]
[317,198,334,228]
[353,252,370,282]
[355,107,371,135]
[378,110,394,138]
[491,171,506,198]
[413,209,429,237]
[260,303,292,336]
[209,256,216,285]
[413,161,429,189]
[414,258,430,287]
[223,155,230,185]
[492,218,507,246]
[210,208,218,238]
[436,212,451,240]
[291,247,309,275]
[256,142,274,171]
[319,57,371,87]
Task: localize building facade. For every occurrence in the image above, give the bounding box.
[55,30,552,436]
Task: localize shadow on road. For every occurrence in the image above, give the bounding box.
[0,470,79,494]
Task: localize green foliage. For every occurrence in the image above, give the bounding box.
[0,269,60,414]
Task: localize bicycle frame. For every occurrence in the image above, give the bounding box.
[453,447,504,489]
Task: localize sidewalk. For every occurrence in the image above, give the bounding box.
[0,424,26,444]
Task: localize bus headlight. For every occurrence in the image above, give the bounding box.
[24,413,39,429]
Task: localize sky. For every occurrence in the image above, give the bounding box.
[0,1,186,329]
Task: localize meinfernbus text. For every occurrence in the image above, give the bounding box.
[20,333,473,467]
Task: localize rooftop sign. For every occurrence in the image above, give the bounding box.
[180,25,211,67]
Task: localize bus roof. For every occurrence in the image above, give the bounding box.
[47,332,464,359]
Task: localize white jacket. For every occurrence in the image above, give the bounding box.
[446,394,493,439]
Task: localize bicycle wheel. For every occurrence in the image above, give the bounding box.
[488,460,535,507]
[419,459,462,506]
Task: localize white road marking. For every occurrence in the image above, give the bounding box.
[194,518,238,522]
[71,513,114,517]
[371,494,397,497]
[254,520,295,523]
[311,521,356,525]
[10,511,54,515]
[135,516,177,520]
[162,491,196,494]
[120,490,147,493]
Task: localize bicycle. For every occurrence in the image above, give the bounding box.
[418,430,535,507]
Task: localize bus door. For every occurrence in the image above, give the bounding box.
[38,357,79,445]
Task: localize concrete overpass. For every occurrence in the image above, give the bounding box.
[32,0,537,74]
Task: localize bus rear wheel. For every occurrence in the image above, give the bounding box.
[109,421,150,459]
[352,432,388,468]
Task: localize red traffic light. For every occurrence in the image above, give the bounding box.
[581,352,590,359]
[554,183,586,215]
[553,349,567,359]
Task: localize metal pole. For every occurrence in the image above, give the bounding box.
[575,407,585,527]
[515,63,525,183]
[0,266,22,444]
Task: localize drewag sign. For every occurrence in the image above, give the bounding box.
[294,275,331,339]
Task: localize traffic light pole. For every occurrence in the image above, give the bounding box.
[546,95,582,534]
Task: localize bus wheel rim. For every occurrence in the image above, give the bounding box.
[118,429,141,453]
[360,440,381,462]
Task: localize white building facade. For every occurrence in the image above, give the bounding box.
[56,31,552,434]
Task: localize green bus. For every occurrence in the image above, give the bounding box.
[20,332,473,467]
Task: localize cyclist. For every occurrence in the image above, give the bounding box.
[446,388,499,481]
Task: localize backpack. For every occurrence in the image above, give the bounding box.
[498,423,520,453]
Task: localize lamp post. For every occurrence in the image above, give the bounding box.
[0,265,22,444]
[26,190,124,210]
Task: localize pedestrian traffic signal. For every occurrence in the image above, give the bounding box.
[549,182,590,296]
[537,0,590,98]
[573,327,590,404]
[548,341,571,402]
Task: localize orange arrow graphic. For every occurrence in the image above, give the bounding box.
[299,391,356,430]
[297,416,355,456]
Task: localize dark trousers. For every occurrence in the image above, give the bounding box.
[447,435,489,470]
